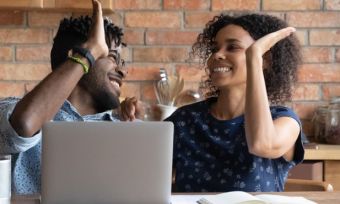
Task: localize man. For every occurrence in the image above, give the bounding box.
[0,0,139,194]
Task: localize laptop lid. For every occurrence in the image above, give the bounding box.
[41,121,174,204]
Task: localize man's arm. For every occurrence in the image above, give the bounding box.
[9,0,107,137]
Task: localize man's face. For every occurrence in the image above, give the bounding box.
[79,42,126,113]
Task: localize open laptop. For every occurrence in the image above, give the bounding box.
[41,121,174,204]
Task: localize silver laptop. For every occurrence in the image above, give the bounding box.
[41,121,174,204]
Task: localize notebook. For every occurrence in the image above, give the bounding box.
[197,191,317,204]
[41,121,174,204]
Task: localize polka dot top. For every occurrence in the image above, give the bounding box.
[165,98,304,192]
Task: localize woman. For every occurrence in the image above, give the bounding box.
[166,14,304,192]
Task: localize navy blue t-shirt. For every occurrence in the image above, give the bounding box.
[166,98,304,192]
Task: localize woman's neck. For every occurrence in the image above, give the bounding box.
[210,86,246,120]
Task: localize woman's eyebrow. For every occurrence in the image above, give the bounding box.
[224,38,241,43]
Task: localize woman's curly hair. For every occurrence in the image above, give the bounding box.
[192,13,301,105]
[51,16,125,70]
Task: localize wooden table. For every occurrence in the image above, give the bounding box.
[304,144,340,190]
[10,191,340,204]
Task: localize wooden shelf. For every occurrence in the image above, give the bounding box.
[0,0,43,9]
[304,144,340,160]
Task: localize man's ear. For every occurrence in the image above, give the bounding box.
[263,51,272,70]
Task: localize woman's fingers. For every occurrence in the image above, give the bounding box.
[257,27,296,54]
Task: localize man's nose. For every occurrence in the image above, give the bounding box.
[115,65,127,78]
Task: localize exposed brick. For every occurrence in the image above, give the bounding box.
[175,64,205,82]
[336,48,340,62]
[0,82,25,98]
[124,64,172,81]
[28,12,70,27]
[164,0,210,10]
[287,12,340,28]
[263,0,321,11]
[113,0,161,10]
[141,83,157,101]
[184,12,220,28]
[120,82,141,99]
[0,11,24,26]
[182,81,201,92]
[125,12,180,28]
[293,102,323,119]
[123,29,144,45]
[302,47,333,63]
[133,47,188,62]
[295,30,308,45]
[16,45,52,62]
[0,47,13,61]
[146,31,198,45]
[212,0,259,11]
[325,0,340,10]
[292,84,320,101]
[322,85,340,100]
[25,82,38,93]
[298,64,340,82]
[310,29,340,46]
[0,28,50,44]
[0,64,51,81]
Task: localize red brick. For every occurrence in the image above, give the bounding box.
[0,28,50,44]
[123,30,144,45]
[287,12,340,28]
[298,64,340,82]
[184,12,220,28]
[0,11,24,26]
[125,12,180,28]
[302,47,333,63]
[120,82,141,99]
[0,82,25,98]
[212,0,259,11]
[28,12,70,27]
[322,85,340,100]
[292,102,324,119]
[263,0,321,11]
[141,83,157,101]
[295,30,308,45]
[25,82,39,93]
[292,84,320,101]
[0,64,51,81]
[124,64,172,81]
[175,64,205,82]
[133,47,188,62]
[164,0,210,10]
[113,0,161,10]
[310,29,340,46]
[0,47,13,61]
[16,45,52,62]
[336,49,340,62]
[325,0,340,10]
[146,31,198,45]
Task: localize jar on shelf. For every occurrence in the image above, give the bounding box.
[325,97,340,145]
[312,106,328,143]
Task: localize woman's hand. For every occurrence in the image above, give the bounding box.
[118,97,144,121]
[82,0,109,59]
[245,27,296,64]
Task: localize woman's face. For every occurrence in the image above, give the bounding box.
[207,24,254,89]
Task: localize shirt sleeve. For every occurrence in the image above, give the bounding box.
[0,97,41,154]
[271,106,305,165]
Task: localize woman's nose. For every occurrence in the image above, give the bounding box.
[213,49,226,60]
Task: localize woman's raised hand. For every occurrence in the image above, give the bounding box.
[83,0,109,59]
[246,27,296,60]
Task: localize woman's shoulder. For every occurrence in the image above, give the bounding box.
[269,105,300,122]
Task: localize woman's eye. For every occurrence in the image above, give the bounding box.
[227,45,240,51]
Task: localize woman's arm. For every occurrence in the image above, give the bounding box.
[244,27,300,161]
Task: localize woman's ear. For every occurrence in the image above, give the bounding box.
[263,51,272,70]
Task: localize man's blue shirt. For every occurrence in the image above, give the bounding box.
[0,97,120,195]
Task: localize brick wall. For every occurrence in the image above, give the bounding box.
[0,0,339,139]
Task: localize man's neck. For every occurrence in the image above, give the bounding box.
[67,86,97,116]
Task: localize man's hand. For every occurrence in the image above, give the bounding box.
[82,0,109,59]
[118,97,144,121]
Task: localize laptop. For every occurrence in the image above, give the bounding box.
[41,121,174,204]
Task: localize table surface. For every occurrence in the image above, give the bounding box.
[10,191,340,204]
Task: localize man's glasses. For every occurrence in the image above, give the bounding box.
[109,49,125,67]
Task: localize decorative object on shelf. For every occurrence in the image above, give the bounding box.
[325,97,340,144]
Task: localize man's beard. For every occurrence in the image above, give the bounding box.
[93,87,120,113]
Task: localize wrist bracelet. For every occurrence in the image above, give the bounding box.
[68,56,89,74]
[72,47,95,69]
